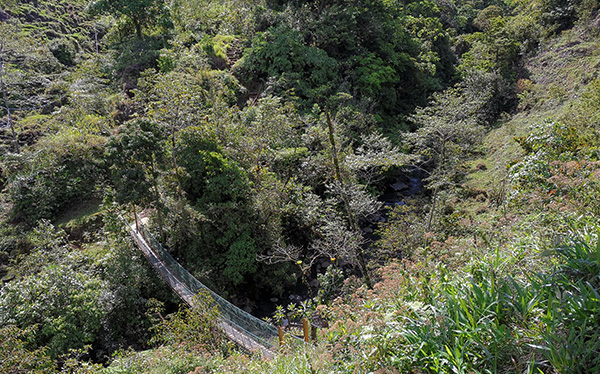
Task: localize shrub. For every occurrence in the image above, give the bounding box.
[240,25,338,103]
[6,130,108,225]
[148,293,231,355]
[0,325,54,374]
[0,263,107,358]
[171,128,263,287]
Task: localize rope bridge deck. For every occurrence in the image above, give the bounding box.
[123,217,278,358]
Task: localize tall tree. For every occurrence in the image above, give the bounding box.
[106,119,166,230]
[408,81,487,232]
[87,0,172,39]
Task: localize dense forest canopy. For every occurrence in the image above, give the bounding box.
[1,0,600,372]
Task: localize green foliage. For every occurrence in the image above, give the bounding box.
[170,0,261,37]
[458,28,520,78]
[0,325,54,374]
[1,0,94,69]
[106,345,217,374]
[106,119,166,207]
[515,120,582,157]
[235,95,303,172]
[407,81,486,229]
[345,132,408,185]
[148,293,231,355]
[376,200,428,259]
[297,0,447,117]
[87,0,173,38]
[509,120,600,215]
[236,0,453,118]
[2,0,600,369]
[101,37,168,87]
[0,20,64,153]
[0,219,162,362]
[353,53,398,99]
[197,34,234,65]
[0,267,105,358]
[0,224,107,359]
[241,25,338,104]
[315,265,344,305]
[170,128,262,287]
[5,129,108,224]
[135,67,239,133]
[94,220,163,355]
[562,76,600,131]
[309,222,600,373]
[531,227,600,372]
[177,140,246,207]
[395,277,520,372]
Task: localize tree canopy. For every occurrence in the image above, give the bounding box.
[1,0,600,371]
[87,0,172,38]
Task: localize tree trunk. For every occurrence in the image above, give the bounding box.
[326,111,342,181]
[426,139,446,233]
[326,110,372,289]
[343,196,373,289]
[171,124,184,198]
[133,18,143,39]
[150,156,165,242]
[426,185,438,233]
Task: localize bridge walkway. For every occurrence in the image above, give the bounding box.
[124,218,277,358]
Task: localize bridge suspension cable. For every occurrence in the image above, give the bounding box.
[123,215,279,357]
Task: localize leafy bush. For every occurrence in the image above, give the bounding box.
[509,120,599,215]
[0,253,107,358]
[148,293,231,355]
[240,25,338,103]
[0,325,54,374]
[171,0,260,36]
[87,0,173,39]
[311,220,600,373]
[106,119,166,208]
[170,128,263,287]
[106,345,216,374]
[6,130,108,225]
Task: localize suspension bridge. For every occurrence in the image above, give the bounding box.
[124,216,279,358]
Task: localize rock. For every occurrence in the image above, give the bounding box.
[269,297,278,303]
[370,213,383,222]
[369,214,386,223]
[391,181,409,191]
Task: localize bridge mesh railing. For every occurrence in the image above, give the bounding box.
[131,218,279,350]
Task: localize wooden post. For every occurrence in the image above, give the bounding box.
[325,111,342,182]
[278,326,284,347]
[311,323,317,343]
[302,318,309,343]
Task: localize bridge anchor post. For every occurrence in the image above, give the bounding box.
[302,318,309,343]
[278,326,284,347]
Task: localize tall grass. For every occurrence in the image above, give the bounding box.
[96,225,600,374]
